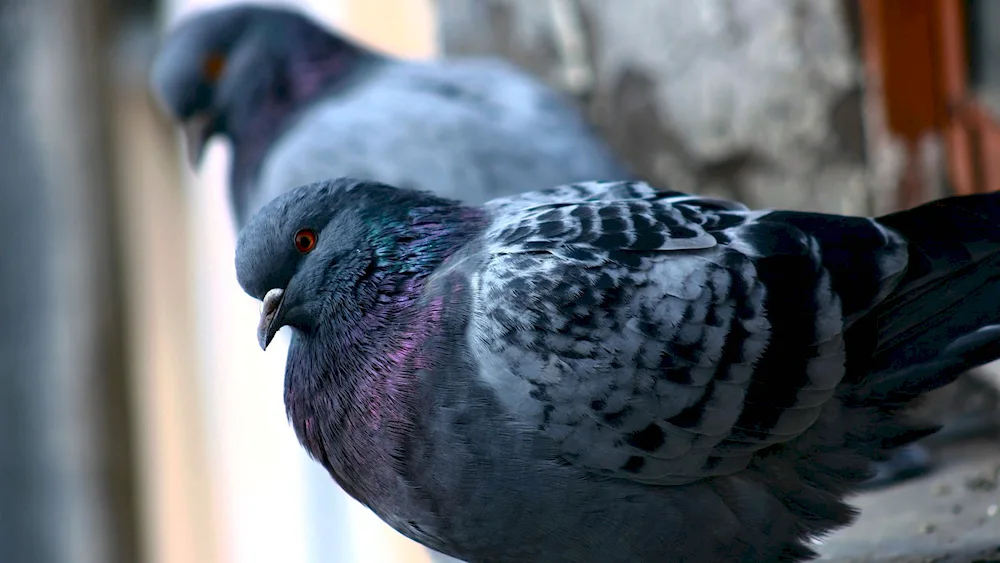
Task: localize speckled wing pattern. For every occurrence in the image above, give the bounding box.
[468,181,909,486]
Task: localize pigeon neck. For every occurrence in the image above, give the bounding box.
[227,52,383,223]
[300,203,488,372]
[282,205,488,499]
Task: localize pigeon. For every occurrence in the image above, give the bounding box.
[234,178,1000,562]
[149,4,630,227]
[150,3,927,490]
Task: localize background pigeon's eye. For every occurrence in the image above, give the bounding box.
[294,229,317,253]
[202,53,227,82]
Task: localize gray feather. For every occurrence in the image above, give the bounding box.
[253,58,628,216]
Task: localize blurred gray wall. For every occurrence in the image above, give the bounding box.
[0,1,140,562]
[436,0,906,215]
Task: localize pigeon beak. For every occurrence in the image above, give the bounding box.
[182,114,213,167]
[257,288,285,351]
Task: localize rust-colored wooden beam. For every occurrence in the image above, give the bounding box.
[859,0,947,141]
[933,0,979,195]
[858,0,997,199]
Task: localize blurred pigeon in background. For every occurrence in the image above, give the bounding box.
[149,4,631,228]
[235,178,1000,563]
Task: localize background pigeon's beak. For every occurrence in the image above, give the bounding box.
[257,288,285,350]
[182,114,213,167]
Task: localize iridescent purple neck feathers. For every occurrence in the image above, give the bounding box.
[282,210,480,501]
[233,180,490,500]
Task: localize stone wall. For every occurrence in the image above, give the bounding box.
[435,0,907,214]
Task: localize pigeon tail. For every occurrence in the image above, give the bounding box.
[852,192,1000,406]
[755,193,1000,554]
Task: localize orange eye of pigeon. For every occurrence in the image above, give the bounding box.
[294,229,318,253]
[202,53,227,82]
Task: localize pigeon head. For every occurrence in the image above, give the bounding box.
[235,178,479,351]
[150,4,372,167]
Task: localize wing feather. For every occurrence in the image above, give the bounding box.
[468,181,908,485]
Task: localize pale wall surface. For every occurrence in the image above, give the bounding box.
[436,0,905,215]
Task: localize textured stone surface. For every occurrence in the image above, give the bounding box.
[436,0,905,214]
[971,360,1000,397]
[818,439,1000,563]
